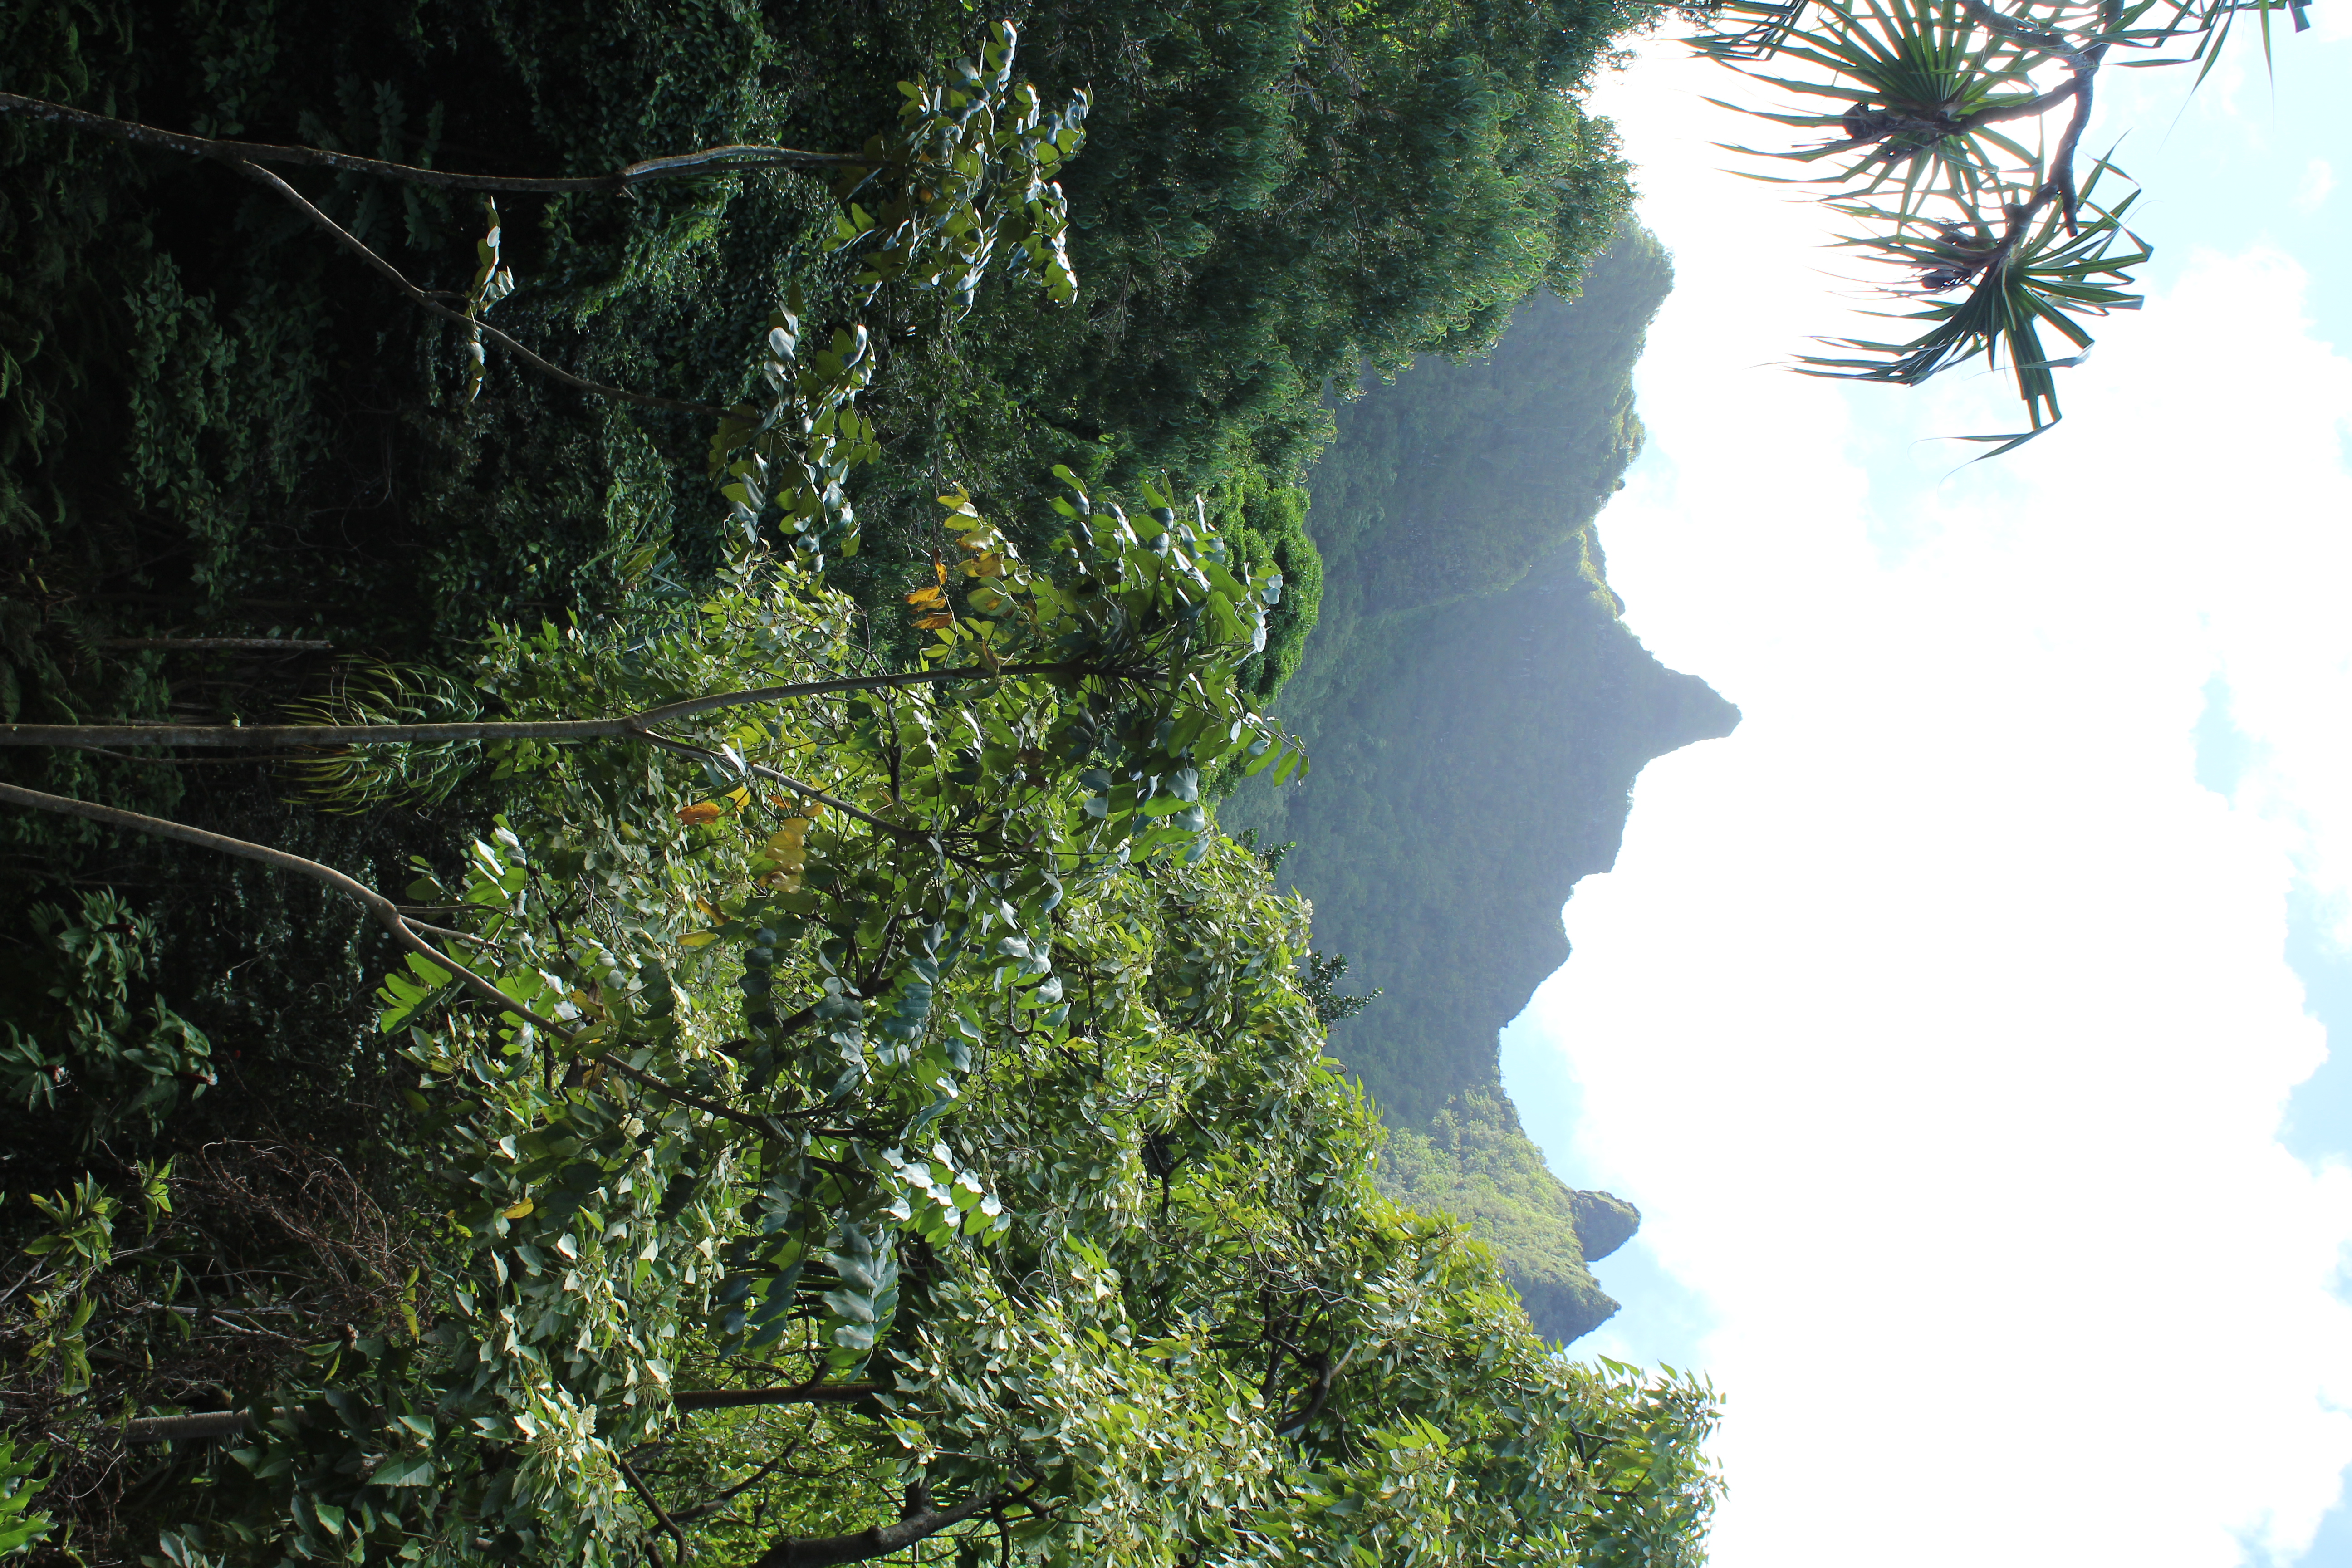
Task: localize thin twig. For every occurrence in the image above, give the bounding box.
[98,638,335,652]
[670,1454,790,1524]
[1959,0,2089,63]
[404,920,503,949]
[632,730,981,868]
[231,161,725,416]
[0,90,873,191]
[620,1451,694,1564]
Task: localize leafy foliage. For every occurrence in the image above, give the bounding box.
[0,4,1719,1559]
[1380,1094,1640,1343]
[0,1434,53,1557]
[7,500,1719,1564]
[1300,951,1382,1028]
[0,894,216,1149]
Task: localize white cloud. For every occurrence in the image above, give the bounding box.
[2297,158,2336,215]
[1492,33,2352,1568]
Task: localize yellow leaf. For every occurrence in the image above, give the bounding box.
[906,585,945,608]
[914,612,955,630]
[503,1198,534,1220]
[681,932,720,947]
[726,785,752,808]
[676,802,725,826]
[760,820,810,873]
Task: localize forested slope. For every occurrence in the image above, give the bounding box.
[1222,232,1741,1340]
[0,1,1712,1555]
[0,0,1652,1194]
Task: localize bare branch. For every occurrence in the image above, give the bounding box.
[230,162,725,416]
[1954,78,2084,131]
[674,1384,882,1411]
[0,663,1084,750]
[0,89,873,192]
[97,638,335,652]
[1959,0,2089,63]
[751,1484,1000,1568]
[0,782,501,1009]
[121,1411,255,1444]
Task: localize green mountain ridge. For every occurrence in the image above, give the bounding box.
[1220,231,1741,1342]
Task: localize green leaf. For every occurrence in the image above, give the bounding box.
[371,1454,435,1488]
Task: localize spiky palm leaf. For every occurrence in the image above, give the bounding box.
[1798,161,2148,451]
[1698,0,2077,216]
[281,661,488,812]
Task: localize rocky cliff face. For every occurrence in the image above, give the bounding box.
[1225,540,1738,1340]
[1217,234,1739,1342]
[1269,546,1741,1125]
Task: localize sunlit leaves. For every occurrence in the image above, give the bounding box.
[705,22,1087,568]
[461,197,515,404]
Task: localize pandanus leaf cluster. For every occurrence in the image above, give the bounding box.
[1688,0,2305,450]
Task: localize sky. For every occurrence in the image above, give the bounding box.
[1499,13,2352,1568]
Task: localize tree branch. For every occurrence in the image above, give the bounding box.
[0,663,1084,750]
[1959,0,2089,63]
[620,1451,694,1564]
[230,161,725,416]
[674,1384,881,1411]
[0,782,510,1013]
[1953,78,2083,132]
[98,637,334,652]
[751,1484,999,1568]
[1276,1352,1334,1439]
[632,730,980,867]
[671,1454,792,1524]
[0,89,874,191]
[122,1410,255,1443]
[0,781,779,1137]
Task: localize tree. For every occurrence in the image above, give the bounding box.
[0,28,1721,1567]
[1682,0,2310,452]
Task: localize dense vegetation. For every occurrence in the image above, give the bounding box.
[1378,1093,1642,1343]
[7,450,1729,1564]
[1221,241,1742,1342]
[0,0,1726,1561]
